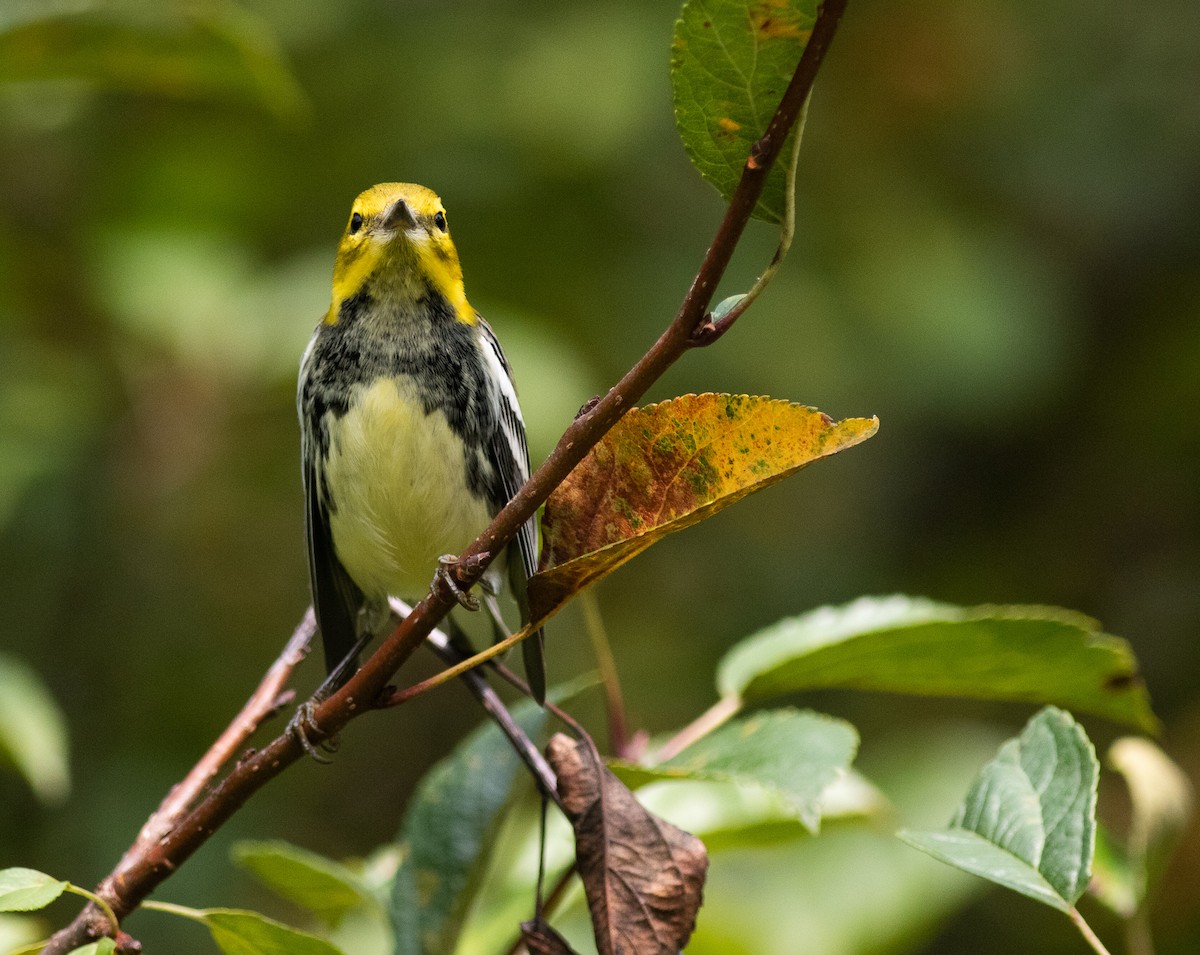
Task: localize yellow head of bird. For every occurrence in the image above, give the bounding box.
[326,182,472,325]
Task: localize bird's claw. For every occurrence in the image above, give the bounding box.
[287,700,340,763]
[435,554,483,611]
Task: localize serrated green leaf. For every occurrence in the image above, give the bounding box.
[391,699,550,955]
[900,829,1070,910]
[0,868,68,912]
[201,908,345,955]
[232,840,373,928]
[0,655,70,803]
[718,595,1158,732]
[613,708,857,833]
[671,0,818,222]
[632,768,885,851]
[899,707,1098,912]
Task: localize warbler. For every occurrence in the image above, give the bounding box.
[298,183,545,702]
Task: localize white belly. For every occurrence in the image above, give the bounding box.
[323,377,496,600]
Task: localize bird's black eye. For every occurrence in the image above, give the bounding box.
[349,212,364,235]
[433,211,447,232]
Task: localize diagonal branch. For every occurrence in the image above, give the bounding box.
[109,611,314,888]
[41,3,848,950]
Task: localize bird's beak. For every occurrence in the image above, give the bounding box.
[381,198,418,232]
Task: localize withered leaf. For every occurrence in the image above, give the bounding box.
[529,394,877,622]
[546,733,708,955]
[520,917,582,955]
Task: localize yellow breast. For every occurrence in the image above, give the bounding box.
[322,377,496,600]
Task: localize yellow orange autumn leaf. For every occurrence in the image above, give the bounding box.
[528,394,878,622]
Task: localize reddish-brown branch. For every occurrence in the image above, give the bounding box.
[42,4,848,950]
[115,612,314,878]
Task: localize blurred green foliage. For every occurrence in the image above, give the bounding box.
[0,0,1197,952]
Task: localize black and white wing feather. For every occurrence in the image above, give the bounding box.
[477,316,545,703]
[299,340,364,678]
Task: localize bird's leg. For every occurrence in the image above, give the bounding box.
[434,553,486,611]
[286,700,338,763]
[288,604,384,762]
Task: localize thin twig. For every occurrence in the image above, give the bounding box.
[383,597,560,803]
[505,863,579,955]
[1126,907,1156,955]
[690,94,810,346]
[41,5,849,949]
[579,592,631,758]
[653,696,741,763]
[377,620,535,706]
[472,656,590,742]
[399,621,587,754]
[114,611,314,879]
[420,625,563,810]
[47,614,315,951]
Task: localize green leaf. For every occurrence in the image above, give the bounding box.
[232,840,374,928]
[671,0,818,222]
[531,396,877,624]
[0,6,307,121]
[0,911,46,954]
[613,708,858,833]
[710,294,747,322]
[0,868,68,912]
[632,768,886,850]
[391,699,550,955]
[899,707,1098,912]
[66,940,116,955]
[718,595,1157,732]
[0,655,70,803]
[200,908,345,955]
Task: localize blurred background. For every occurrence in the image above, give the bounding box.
[1,0,1197,952]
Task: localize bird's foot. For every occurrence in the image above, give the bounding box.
[287,699,340,764]
[434,553,486,611]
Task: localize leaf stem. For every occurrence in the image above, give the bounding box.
[378,621,534,705]
[1125,908,1156,955]
[580,591,631,757]
[653,695,741,763]
[140,900,205,923]
[691,93,811,346]
[64,885,119,936]
[1069,906,1115,955]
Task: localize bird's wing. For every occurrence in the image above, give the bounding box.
[477,316,545,702]
[302,413,364,677]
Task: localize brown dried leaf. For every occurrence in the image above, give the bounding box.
[520,917,582,955]
[529,394,877,621]
[546,734,708,955]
